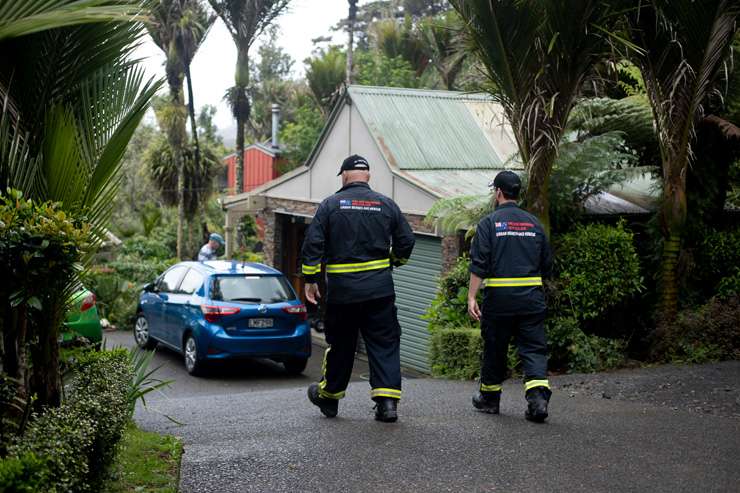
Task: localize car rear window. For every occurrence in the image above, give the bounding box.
[211,275,296,304]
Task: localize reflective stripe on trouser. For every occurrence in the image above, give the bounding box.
[371,387,402,400]
[325,258,390,274]
[524,379,550,391]
[484,276,542,288]
[319,296,402,402]
[318,347,345,399]
[480,383,502,393]
[480,310,548,393]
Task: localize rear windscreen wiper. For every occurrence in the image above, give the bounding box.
[229,297,262,303]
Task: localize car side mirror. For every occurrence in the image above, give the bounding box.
[142,282,156,293]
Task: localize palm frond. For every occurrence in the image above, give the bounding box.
[0,0,146,41]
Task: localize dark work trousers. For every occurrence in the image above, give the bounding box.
[480,309,548,393]
[318,295,402,401]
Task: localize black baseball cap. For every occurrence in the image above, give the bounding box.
[489,170,522,197]
[338,154,370,175]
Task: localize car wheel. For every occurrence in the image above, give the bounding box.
[184,334,205,376]
[134,314,157,350]
[284,356,309,375]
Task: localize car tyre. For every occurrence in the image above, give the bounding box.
[284,356,309,375]
[184,334,206,376]
[134,314,157,350]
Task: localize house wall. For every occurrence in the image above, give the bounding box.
[225,148,278,194]
[262,101,434,213]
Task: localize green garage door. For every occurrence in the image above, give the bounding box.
[393,234,442,374]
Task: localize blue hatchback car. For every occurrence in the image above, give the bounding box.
[134,261,311,376]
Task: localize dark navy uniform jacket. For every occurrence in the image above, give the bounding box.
[470,202,553,315]
[301,181,415,304]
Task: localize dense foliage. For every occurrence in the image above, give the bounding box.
[427,222,644,378]
[0,349,132,492]
[554,222,644,320]
[0,191,90,407]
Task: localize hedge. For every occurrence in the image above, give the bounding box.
[0,349,133,493]
[430,328,483,379]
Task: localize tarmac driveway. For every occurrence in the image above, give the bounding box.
[110,331,740,493]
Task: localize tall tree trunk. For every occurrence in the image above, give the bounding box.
[346,0,357,85]
[235,107,245,194]
[658,163,688,324]
[30,303,63,409]
[176,146,185,259]
[524,147,556,235]
[234,45,250,194]
[185,64,201,181]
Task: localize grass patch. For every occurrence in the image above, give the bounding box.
[105,422,182,493]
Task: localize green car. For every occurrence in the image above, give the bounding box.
[62,289,103,345]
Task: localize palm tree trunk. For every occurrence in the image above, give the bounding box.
[234,44,250,194]
[524,147,556,235]
[658,164,688,324]
[185,64,201,181]
[346,0,357,85]
[235,106,245,194]
[176,146,186,259]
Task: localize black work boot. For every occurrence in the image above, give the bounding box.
[307,383,338,418]
[525,387,552,423]
[374,398,398,423]
[472,391,501,414]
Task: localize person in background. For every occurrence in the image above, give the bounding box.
[198,233,225,261]
[468,170,553,422]
[302,154,415,423]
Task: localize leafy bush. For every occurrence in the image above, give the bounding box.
[554,221,644,320]
[0,453,50,493]
[426,256,478,333]
[2,349,133,492]
[430,329,482,379]
[717,268,740,299]
[87,230,177,328]
[694,229,740,299]
[0,189,91,407]
[430,327,520,380]
[663,295,740,364]
[547,316,626,373]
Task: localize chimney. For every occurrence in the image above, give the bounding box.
[271,103,280,149]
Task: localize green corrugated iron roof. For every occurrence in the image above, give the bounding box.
[348,85,522,171]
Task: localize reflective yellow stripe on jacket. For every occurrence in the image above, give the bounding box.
[484,276,542,288]
[302,264,321,275]
[325,258,390,274]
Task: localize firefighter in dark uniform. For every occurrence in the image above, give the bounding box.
[467,170,553,422]
[302,154,415,423]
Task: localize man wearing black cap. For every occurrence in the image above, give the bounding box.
[467,170,553,422]
[301,154,415,422]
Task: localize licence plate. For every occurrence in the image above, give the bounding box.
[248,318,273,328]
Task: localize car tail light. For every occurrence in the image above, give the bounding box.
[80,293,96,312]
[201,305,240,323]
[282,304,307,321]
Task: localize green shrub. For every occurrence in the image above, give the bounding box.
[86,252,176,328]
[689,228,740,301]
[547,316,626,373]
[0,452,51,493]
[716,268,740,300]
[426,257,478,334]
[71,350,131,482]
[430,328,482,379]
[3,349,132,493]
[663,294,740,364]
[430,328,519,380]
[555,221,644,320]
